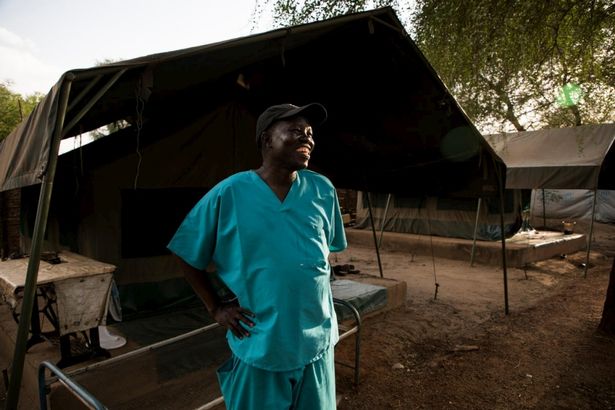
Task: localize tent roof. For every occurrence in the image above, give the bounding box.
[486,124,615,190]
[0,7,503,197]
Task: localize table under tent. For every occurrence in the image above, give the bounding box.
[0,7,512,409]
[486,123,615,276]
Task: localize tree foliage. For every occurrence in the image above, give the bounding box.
[412,0,615,132]
[253,0,615,132]
[254,0,411,27]
[0,82,44,141]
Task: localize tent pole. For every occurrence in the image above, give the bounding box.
[470,198,482,266]
[66,75,103,112]
[584,189,598,278]
[62,69,127,137]
[542,189,546,228]
[497,172,510,315]
[5,74,74,410]
[377,193,392,249]
[365,192,384,278]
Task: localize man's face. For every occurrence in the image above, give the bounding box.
[264,116,315,170]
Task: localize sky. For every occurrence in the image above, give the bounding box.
[0,0,274,96]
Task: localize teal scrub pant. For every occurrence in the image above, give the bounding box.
[217,345,336,410]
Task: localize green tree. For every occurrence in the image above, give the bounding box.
[0,81,43,140]
[254,0,615,132]
[254,0,410,27]
[412,0,615,132]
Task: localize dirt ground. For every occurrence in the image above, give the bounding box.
[1,224,613,409]
[333,222,615,410]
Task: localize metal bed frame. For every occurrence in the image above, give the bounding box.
[38,302,361,409]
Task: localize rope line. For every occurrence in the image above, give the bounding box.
[133,78,145,190]
[425,198,439,300]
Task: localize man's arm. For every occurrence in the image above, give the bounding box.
[174,255,255,339]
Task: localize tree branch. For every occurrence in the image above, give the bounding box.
[480,74,526,131]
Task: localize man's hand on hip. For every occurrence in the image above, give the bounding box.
[213,302,255,339]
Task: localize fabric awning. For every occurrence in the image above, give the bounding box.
[0,7,503,197]
[487,124,615,190]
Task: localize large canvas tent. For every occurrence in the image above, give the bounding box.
[486,123,615,275]
[486,124,615,190]
[353,191,522,241]
[529,189,615,224]
[2,7,506,309]
[0,7,508,405]
[0,8,505,197]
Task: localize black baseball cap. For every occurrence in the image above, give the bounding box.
[255,103,328,146]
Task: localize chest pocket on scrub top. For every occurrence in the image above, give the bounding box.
[301,216,328,271]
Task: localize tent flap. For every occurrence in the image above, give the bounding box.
[0,83,62,191]
[1,7,503,197]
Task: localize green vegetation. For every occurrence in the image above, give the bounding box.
[0,82,44,140]
[254,0,615,132]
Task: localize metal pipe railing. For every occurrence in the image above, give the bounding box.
[193,396,225,410]
[333,298,362,386]
[38,361,106,410]
[63,323,220,380]
[40,304,358,409]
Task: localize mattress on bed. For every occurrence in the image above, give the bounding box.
[331,279,387,321]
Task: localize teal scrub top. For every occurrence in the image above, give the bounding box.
[168,169,347,371]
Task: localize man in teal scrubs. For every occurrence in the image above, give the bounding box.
[168,103,347,409]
